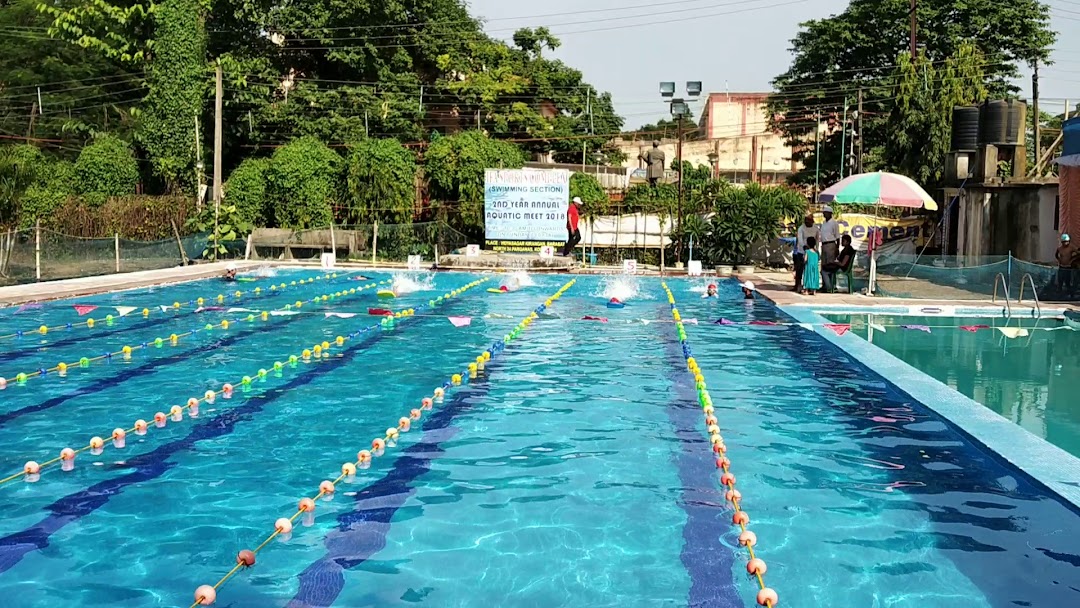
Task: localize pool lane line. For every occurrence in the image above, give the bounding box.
[0,279,390,389]
[0,280,489,490]
[661,283,778,608]
[0,271,354,364]
[0,287,488,578]
[189,279,575,608]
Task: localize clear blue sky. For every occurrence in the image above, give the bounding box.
[466,0,1080,128]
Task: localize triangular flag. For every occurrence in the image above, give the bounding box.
[997,327,1029,339]
[798,323,814,331]
[115,306,137,317]
[684,319,698,325]
[325,312,357,319]
[448,316,472,328]
[960,324,989,332]
[824,323,851,336]
[196,306,225,313]
[901,324,931,333]
[227,308,256,313]
[641,319,652,325]
[582,316,607,322]
[483,313,513,319]
[749,320,778,326]
[15,303,42,314]
[160,305,170,313]
[714,318,736,325]
[270,310,299,316]
[869,322,887,333]
[74,305,98,316]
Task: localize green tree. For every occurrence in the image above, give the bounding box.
[0,145,48,224]
[265,137,340,229]
[223,157,271,227]
[75,134,139,204]
[686,181,806,265]
[18,159,77,228]
[344,138,417,224]
[425,130,525,239]
[767,0,1054,186]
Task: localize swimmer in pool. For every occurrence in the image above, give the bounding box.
[223,264,237,282]
[701,283,718,298]
[740,280,756,300]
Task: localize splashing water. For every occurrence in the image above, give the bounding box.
[252,265,278,278]
[593,275,644,301]
[502,270,536,289]
[391,272,435,294]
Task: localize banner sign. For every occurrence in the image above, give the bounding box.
[484,169,570,252]
[804,213,932,251]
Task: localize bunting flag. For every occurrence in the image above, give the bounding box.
[160,305,171,313]
[748,320,778,326]
[869,322,887,333]
[196,306,226,313]
[901,324,931,333]
[798,323,814,331]
[227,307,256,313]
[483,313,514,319]
[325,312,357,319]
[641,319,652,325]
[684,319,698,325]
[448,316,472,328]
[368,308,393,316]
[270,310,299,316]
[824,323,851,336]
[997,327,1029,338]
[582,316,608,323]
[714,318,737,325]
[960,325,990,332]
[73,305,98,316]
[115,306,137,317]
[15,303,42,314]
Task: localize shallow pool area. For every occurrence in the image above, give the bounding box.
[0,271,1077,607]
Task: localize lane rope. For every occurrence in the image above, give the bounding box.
[188,279,575,607]
[0,279,391,389]
[0,279,489,489]
[661,282,778,608]
[0,272,347,344]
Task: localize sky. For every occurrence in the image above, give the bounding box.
[466,0,1080,129]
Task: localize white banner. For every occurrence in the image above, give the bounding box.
[484,168,570,252]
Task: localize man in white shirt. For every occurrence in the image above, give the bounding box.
[794,214,820,292]
[820,205,841,292]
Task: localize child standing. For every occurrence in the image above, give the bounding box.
[803,237,821,295]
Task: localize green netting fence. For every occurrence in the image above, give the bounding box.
[248,221,468,264]
[874,253,1079,302]
[0,228,241,287]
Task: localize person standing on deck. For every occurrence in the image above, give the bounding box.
[562,196,582,257]
[820,206,841,292]
[1056,234,1078,295]
[794,215,820,292]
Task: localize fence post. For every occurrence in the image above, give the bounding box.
[244,234,252,260]
[329,223,337,256]
[34,219,41,281]
[371,220,378,266]
[114,233,120,272]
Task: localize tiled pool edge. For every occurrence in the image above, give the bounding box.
[780,304,1080,511]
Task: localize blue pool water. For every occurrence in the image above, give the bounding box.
[0,271,1077,607]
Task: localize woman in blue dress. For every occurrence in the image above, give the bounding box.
[802,236,821,295]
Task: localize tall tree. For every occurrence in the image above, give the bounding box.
[767,0,1054,186]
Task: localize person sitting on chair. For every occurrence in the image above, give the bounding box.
[822,234,856,292]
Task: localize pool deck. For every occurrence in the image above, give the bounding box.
[737,271,1080,510]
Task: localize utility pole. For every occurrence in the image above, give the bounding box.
[839,97,849,179]
[676,115,684,265]
[194,116,204,210]
[213,62,223,259]
[856,89,864,174]
[1033,62,1041,175]
[909,0,917,59]
[814,111,821,203]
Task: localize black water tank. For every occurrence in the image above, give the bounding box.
[979,100,1008,145]
[951,106,979,150]
[1004,99,1027,145]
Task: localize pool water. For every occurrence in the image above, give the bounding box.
[0,272,1077,607]
[826,313,1080,459]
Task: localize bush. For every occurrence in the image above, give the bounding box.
[691,181,807,265]
[224,157,271,227]
[345,138,417,224]
[46,195,195,239]
[266,136,340,228]
[75,135,139,205]
[0,144,48,223]
[18,160,77,228]
[569,172,609,220]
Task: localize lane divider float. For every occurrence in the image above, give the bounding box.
[0,279,392,390]
[189,278,574,606]
[0,272,349,345]
[0,279,488,489]
[660,282,778,608]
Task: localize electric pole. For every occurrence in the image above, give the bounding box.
[909,0,917,59]
[213,62,223,258]
[856,89,864,174]
[676,116,684,264]
[1033,62,1041,175]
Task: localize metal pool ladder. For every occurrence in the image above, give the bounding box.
[992,272,1012,318]
[1016,273,1041,317]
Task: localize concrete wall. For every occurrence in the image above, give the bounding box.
[957,182,1059,263]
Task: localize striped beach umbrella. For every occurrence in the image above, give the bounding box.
[819,171,938,210]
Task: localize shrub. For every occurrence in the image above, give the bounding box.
[569,172,609,220]
[75,135,139,205]
[0,144,48,223]
[345,138,417,224]
[18,160,77,228]
[224,157,272,227]
[692,181,807,265]
[266,136,340,228]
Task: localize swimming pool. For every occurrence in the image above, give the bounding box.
[825,313,1080,460]
[0,272,1077,607]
